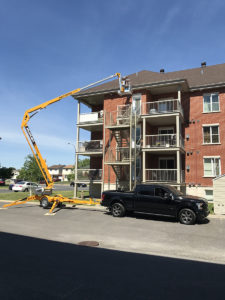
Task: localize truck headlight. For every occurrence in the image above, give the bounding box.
[196,203,204,210]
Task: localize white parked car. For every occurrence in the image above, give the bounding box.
[12,181,44,192]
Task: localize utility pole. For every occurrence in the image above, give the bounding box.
[68,142,76,198]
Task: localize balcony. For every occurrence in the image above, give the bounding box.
[142,99,183,116]
[105,147,131,164]
[77,169,102,181]
[145,134,184,149]
[78,110,103,125]
[105,105,130,128]
[77,140,103,155]
[146,169,184,183]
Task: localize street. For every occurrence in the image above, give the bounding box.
[0,202,225,300]
[1,202,225,264]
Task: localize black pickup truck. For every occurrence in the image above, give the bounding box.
[101,184,209,225]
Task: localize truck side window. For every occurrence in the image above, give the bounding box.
[138,188,154,196]
[155,187,167,198]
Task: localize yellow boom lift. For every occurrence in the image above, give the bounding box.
[3,73,129,214]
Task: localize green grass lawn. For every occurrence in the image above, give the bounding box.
[0,190,89,201]
[208,203,214,214]
[0,185,9,189]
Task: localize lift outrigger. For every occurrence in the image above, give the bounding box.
[3,73,130,214]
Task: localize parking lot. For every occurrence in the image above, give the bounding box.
[1,202,225,299]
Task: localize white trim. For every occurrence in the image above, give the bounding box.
[203,156,220,158]
[202,123,219,126]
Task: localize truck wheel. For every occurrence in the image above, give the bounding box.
[41,197,50,209]
[179,208,196,225]
[111,203,125,217]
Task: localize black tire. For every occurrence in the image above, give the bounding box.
[24,188,28,192]
[41,197,50,209]
[178,208,196,225]
[111,202,125,217]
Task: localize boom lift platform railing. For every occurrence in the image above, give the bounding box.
[3,73,131,215]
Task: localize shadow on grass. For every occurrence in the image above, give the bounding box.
[0,232,224,300]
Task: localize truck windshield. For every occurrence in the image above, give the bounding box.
[168,186,183,196]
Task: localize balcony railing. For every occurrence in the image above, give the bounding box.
[77,140,103,153]
[146,169,184,182]
[142,99,183,115]
[105,105,130,127]
[79,110,104,124]
[105,147,131,163]
[145,134,184,148]
[77,169,102,181]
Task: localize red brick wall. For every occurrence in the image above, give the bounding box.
[184,88,225,187]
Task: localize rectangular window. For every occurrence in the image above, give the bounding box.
[203,125,219,144]
[205,190,213,201]
[203,93,219,112]
[203,157,221,177]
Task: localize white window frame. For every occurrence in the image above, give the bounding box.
[203,156,221,177]
[202,124,220,144]
[203,93,220,113]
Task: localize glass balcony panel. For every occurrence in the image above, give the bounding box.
[77,140,103,153]
[79,111,104,124]
[142,99,183,115]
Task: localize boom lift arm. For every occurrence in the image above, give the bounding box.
[21,73,123,192]
[4,73,129,214]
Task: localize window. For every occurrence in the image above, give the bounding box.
[155,187,167,198]
[205,190,213,201]
[203,93,219,112]
[132,94,142,115]
[203,125,219,144]
[203,157,221,177]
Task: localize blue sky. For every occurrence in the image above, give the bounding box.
[1,0,225,169]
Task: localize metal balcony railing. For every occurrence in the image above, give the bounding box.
[145,134,185,148]
[146,169,184,182]
[79,110,104,124]
[77,169,102,181]
[145,134,177,148]
[105,104,130,127]
[105,147,131,163]
[141,99,183,115]
[77,140,103,153]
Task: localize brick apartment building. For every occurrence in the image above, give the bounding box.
[73,62,225,200]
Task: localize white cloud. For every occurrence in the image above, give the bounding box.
[2,129,72,151]
[158,6,180,35]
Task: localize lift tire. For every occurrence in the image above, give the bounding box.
[41,197,50,209]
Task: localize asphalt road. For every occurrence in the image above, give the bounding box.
[0,203,225,299]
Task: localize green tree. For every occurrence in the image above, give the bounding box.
[0,167,14,179]
[18,155,44,182]
[78,158,90,168]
